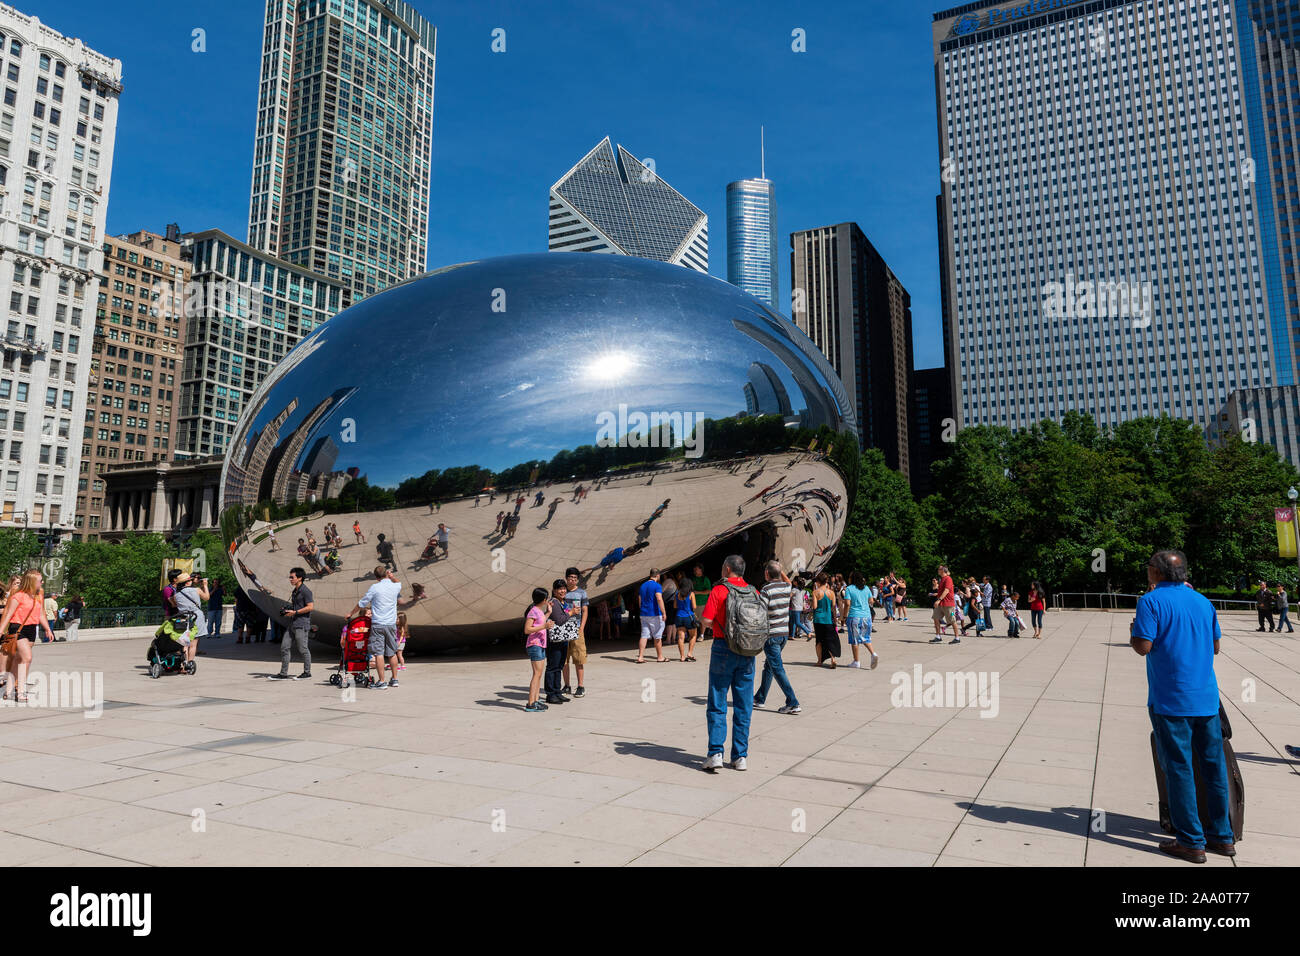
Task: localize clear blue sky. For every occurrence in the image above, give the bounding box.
[37,0,946,369]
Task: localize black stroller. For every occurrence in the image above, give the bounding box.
[148,612,197,678]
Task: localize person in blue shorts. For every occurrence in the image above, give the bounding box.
[843,572,879,669]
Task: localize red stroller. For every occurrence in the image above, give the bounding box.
[328,616,374,688]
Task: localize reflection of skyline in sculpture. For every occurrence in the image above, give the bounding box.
[744,362,793,419]
[265,387,357,505]
[232,400,297,507]
[220,253,858,650]
[731,318,850,431]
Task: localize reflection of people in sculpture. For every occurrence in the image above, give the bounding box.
[298,538,328,577]
[534,490,545,507]
[745,475,786,507]
[581,541,649,577]
[637,499,671,533]
[267,526,281,551]
[744,466,765,487]
[494,511,505,534]
[237,558,272,595]
[539,498,561,529]
[352,520,366,544]
[435,523,450,559]
[375,533,397,571]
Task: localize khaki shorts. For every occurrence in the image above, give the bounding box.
[932,606,955,625]
[566,631,587,667]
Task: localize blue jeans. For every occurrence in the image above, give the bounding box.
[1149,707,1234,849]
[1279,607,1294,632]
[983,603,993,630]
[707,639,755,760]
[754,635,798,708]
[207,608,223,637]
[884,596,895,619]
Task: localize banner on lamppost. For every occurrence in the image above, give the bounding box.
[1276,507,1297,558]
[160,556,194,591]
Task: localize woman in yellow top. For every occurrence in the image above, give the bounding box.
[0,570,56,702]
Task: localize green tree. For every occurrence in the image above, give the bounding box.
[0,529,41,580]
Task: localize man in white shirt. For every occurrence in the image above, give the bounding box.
[350,566,403,689]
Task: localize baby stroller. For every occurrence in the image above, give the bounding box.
[148,613,197,678]
[328,616,374,688]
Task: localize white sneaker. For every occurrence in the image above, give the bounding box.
[848,660,861,668]
[870,654,879,670]
[777,704,802,715]
[730,757,748,771]
[701,753,724,772]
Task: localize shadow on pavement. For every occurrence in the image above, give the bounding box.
[612,740,699,768]
[957,801,1167,855]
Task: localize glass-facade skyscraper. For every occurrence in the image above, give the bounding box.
[726,178,778,309]
[935,0,1277,438]
[247,0,436,302]
[549,137,708,272]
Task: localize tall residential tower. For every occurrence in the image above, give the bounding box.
[247,0,435,301]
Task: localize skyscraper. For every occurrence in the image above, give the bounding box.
[247,0,436,301]
[934,0,1275,439]
[791,223,913,481]
[910,367,954,498]
[0,6,121,538]
[177,230,348,459]
[1218,3,1300,465]
[549,137,708,272]
[727,167,778,308]
[80,229,190,539]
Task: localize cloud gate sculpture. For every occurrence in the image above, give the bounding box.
[220,253,859,650]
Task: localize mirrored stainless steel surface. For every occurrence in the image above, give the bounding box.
[220,253,859,650]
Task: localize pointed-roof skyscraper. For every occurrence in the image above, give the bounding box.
[548,137,707,272]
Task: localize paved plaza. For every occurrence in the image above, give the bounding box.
[0,608,1295,866]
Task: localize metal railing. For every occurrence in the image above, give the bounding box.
[1052,592,1259,613]
[1052,592,1143,611]
[79,606,169,629]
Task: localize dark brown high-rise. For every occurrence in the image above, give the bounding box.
[790,223,913,482]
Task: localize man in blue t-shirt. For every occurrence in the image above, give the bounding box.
[1131,549,1234,863]
[637,570,667,663]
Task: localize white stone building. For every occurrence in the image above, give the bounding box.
[0,3,120,539]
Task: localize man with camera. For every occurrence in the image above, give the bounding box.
[272,567,313,680]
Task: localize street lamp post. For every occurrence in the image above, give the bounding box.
[1289,488,1300,590]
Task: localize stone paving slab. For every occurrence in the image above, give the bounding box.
[0,609,1296,866]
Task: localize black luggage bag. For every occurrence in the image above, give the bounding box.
[1150,704,1245,842]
